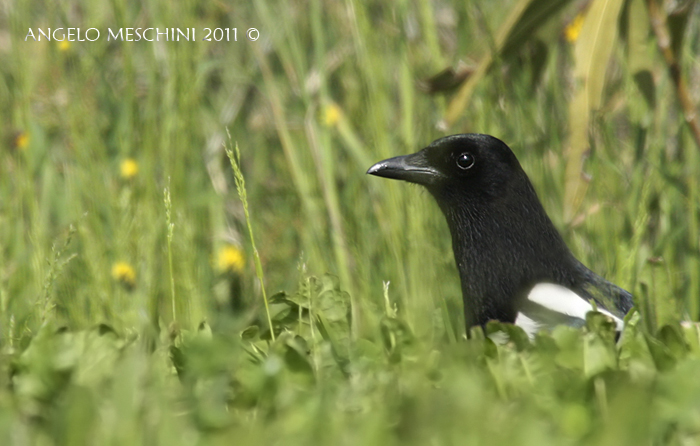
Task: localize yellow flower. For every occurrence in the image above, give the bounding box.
[120,158,139,179]
[322,104,342,127]
[216,245,245,274]
[58,40,71,52]
[14,132,29,150]
[565,13,585,43]
[112,261,136,288]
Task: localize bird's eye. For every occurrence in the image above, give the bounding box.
[456,153,475,170]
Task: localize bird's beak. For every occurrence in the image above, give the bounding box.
[366,151,442,185]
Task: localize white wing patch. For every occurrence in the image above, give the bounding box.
[517,283,624,336]
[514,312,541,338]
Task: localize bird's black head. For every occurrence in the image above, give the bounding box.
[367,134,631,331]
[367,133,558,327]
[367,134,525,204]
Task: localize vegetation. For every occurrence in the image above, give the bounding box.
[1,0,699,444]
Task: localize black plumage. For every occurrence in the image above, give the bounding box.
[367,133,632,334]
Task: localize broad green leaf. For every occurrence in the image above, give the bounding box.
[626,0,656,111]
[644,333,677,371]
[552,325,584,370]
[282,333,314,376]
[585,311,618,344]
[657,324,689,360]
[269,291,291,304]
[314,313,351,376]
[240,325,260,341]
[443,0,571,127]
[573,0,626,110]
[583,332,617,377]
[565,0,626,221]
[564,90,591,222]
[618,312,657,381]
[500,0,571,58]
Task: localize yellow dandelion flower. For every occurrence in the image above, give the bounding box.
[565,13,585,43]
[14,132,29,150]
[120,158,139,179]
[322,104,342,127]
[58,40,71,52]
[216,245,245,274]
[112,261,136,288]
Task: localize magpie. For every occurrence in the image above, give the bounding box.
[367,134,633,337]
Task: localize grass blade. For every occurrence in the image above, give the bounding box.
[225,133,275,341]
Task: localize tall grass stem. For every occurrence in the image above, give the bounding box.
[225,132,275,341]
[164,182,177,322]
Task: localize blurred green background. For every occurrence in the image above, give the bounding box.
[1,0,700,444]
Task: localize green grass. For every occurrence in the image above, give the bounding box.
[1,0,700,444]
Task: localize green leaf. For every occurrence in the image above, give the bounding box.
[618,311,657,381]
[443,0,572,127]
[499,0,571,58]
[583,333,617,377]
[380,316,415,363]
[565,0,626,221]
[626,0,656,110]
[170,345,187,380]
[314,313,350,376]
[552,326,584,370]
[269,291,291,304]
[282,334,314,376]
[644,333,677,372]
[240,325,260,341]
[585,311,618,344]
[657,324,689,360]
[573,0,626,111]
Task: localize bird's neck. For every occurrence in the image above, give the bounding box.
[437,183,576,329]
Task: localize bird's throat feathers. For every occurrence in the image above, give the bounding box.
[433,179,575,327]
